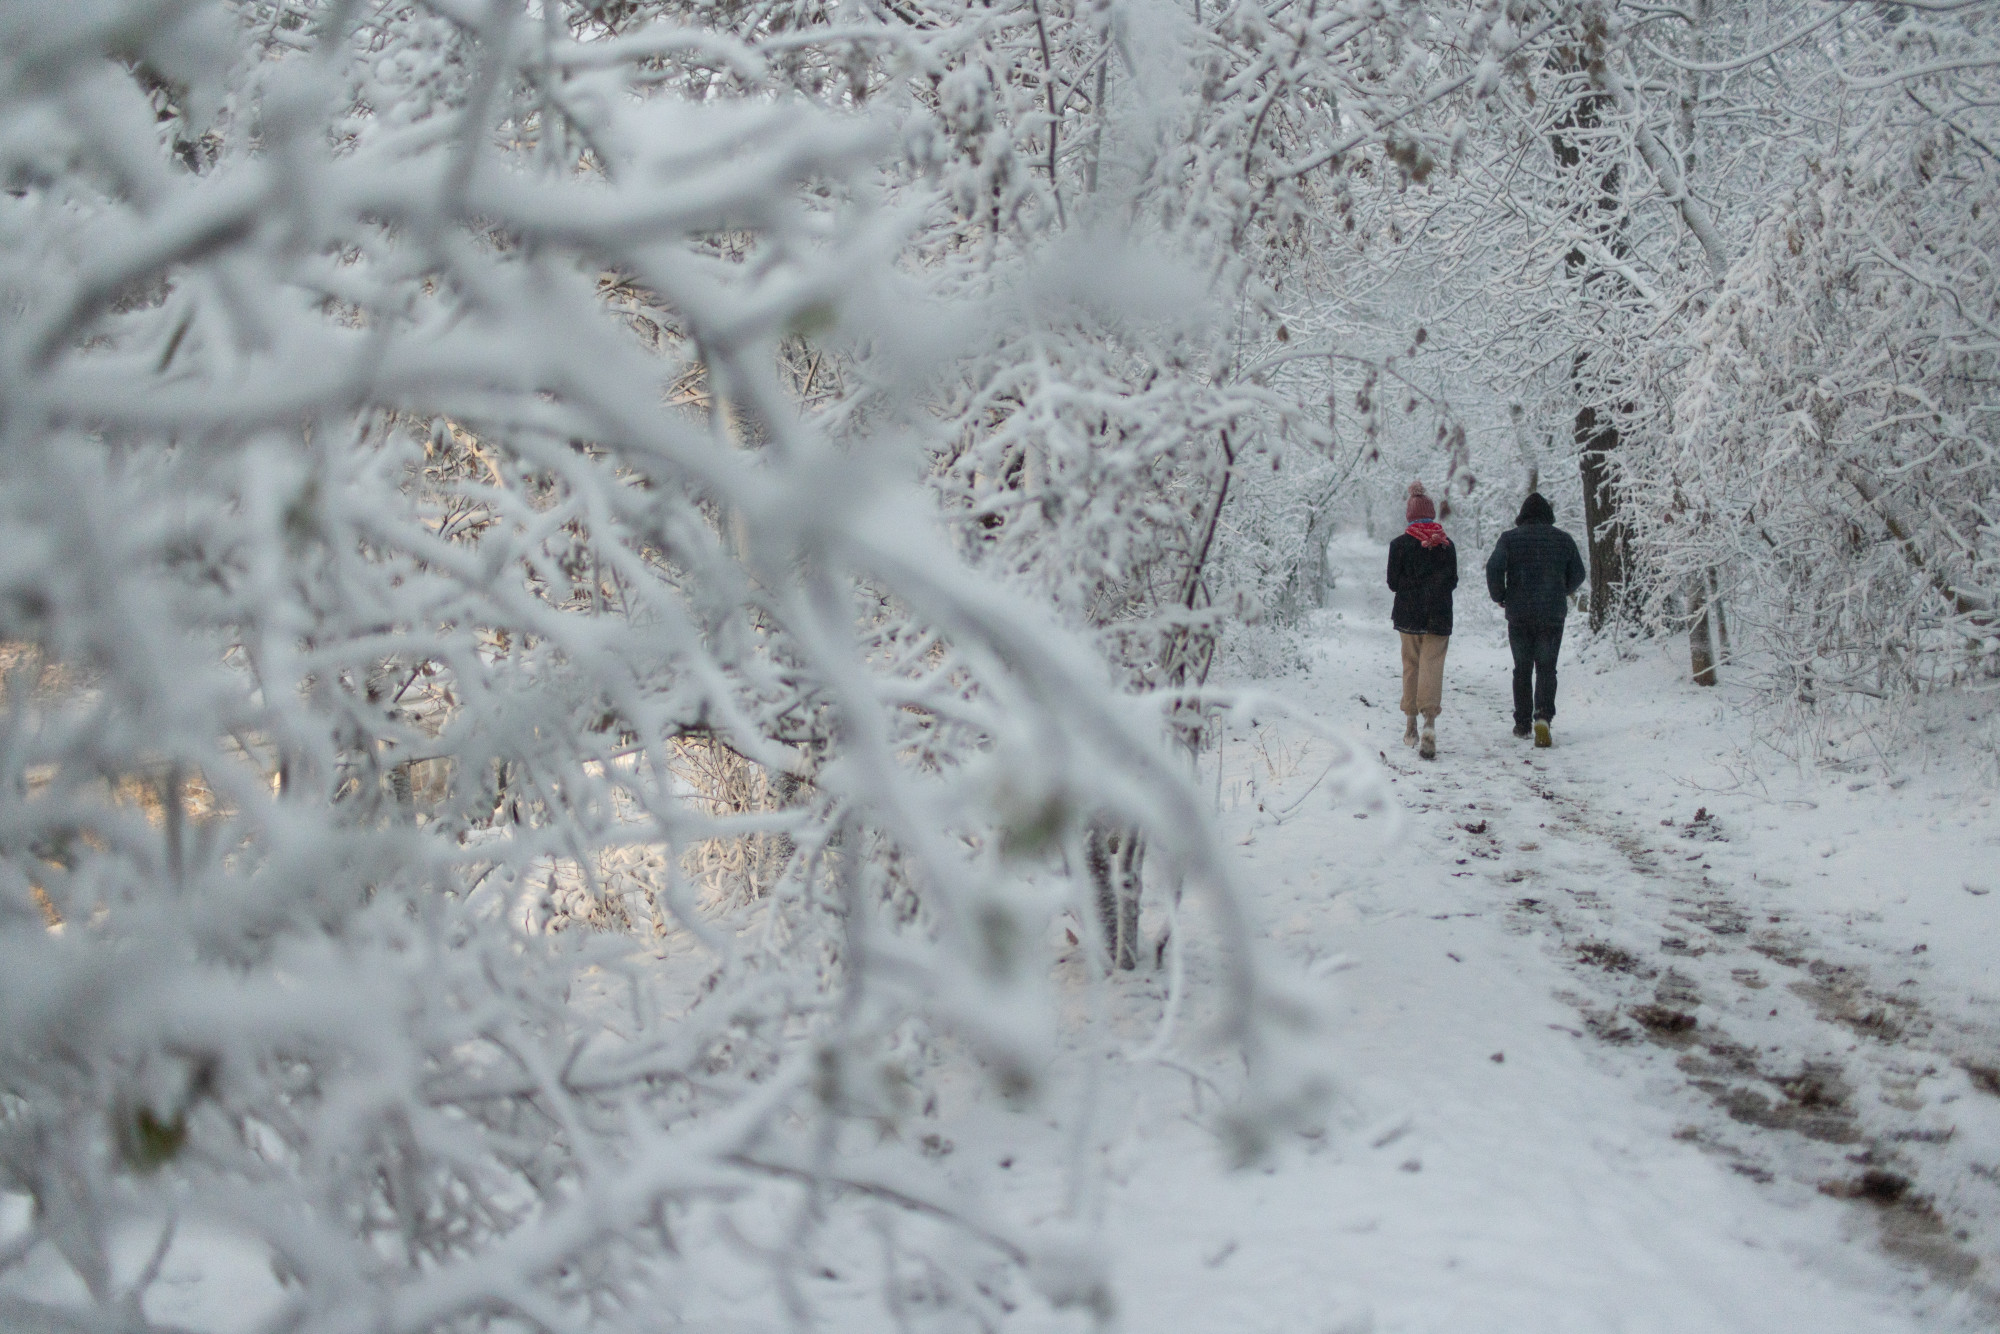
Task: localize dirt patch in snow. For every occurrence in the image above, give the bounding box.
[1430,758,2000,1305]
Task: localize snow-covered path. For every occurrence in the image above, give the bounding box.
[1076,534,2000,1332]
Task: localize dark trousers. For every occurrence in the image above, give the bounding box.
[1508,621,1564,726]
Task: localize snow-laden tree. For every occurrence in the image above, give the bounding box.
[908,0,1521,660]
[666,0,1538,948]
[0,3,1361,1329]
[1620,3,2000,715]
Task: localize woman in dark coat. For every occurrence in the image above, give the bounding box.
[1386,481,1457,760]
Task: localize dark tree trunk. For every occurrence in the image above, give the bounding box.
[1710,569,1731,659]
[1576,404,1629,631]
[1551,39,1635,633]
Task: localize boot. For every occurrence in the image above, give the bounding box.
[1419,718,1437,760]
[1403,714,1419,748]
[1512,722,1532,739]
[1533,720,1552,748]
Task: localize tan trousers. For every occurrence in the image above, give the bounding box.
[1399,632,1449,721]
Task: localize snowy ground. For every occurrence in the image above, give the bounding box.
[1046,531,2000,1332]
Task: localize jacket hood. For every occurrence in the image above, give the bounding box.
[1515,492,1556,526]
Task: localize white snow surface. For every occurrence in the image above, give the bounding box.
[1021,532,2000,1332]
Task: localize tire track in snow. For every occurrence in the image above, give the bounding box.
[1384,672,2000,1307]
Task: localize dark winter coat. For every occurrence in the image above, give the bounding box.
[1484,494,1587,626]
[1387,532,1458,636]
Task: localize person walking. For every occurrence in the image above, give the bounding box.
[1387,481,1456,760]
[1484,491,1587,747]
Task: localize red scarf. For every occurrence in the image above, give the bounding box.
[1405,521,1450,549]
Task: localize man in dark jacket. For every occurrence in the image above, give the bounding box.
[1387,482,1457,759]
[1484,492,1586,747]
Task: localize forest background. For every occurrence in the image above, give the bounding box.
[0,0,1994,1330]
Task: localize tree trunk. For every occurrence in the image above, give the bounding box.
[1688,575,1719,686]
[1551,41,1635,633]
[1576,404,1629,631]
[1709,568,1730,661]
[1087,823,1143,971]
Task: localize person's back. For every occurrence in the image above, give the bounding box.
[1387,482,1457,759]
[1485,493,1586,745]
[1387,531,1457,637]
[1485,493,1584,627]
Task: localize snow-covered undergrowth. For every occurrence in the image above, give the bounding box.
[0,4,1353,1330]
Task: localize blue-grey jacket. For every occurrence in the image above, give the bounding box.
[1485,496,1586,626]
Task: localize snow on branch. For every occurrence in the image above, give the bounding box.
[0,1,1362,1328]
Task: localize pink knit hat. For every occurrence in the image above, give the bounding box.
[1406,481,1436,522]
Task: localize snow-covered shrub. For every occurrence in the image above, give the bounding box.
[0,3,1338,1328]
